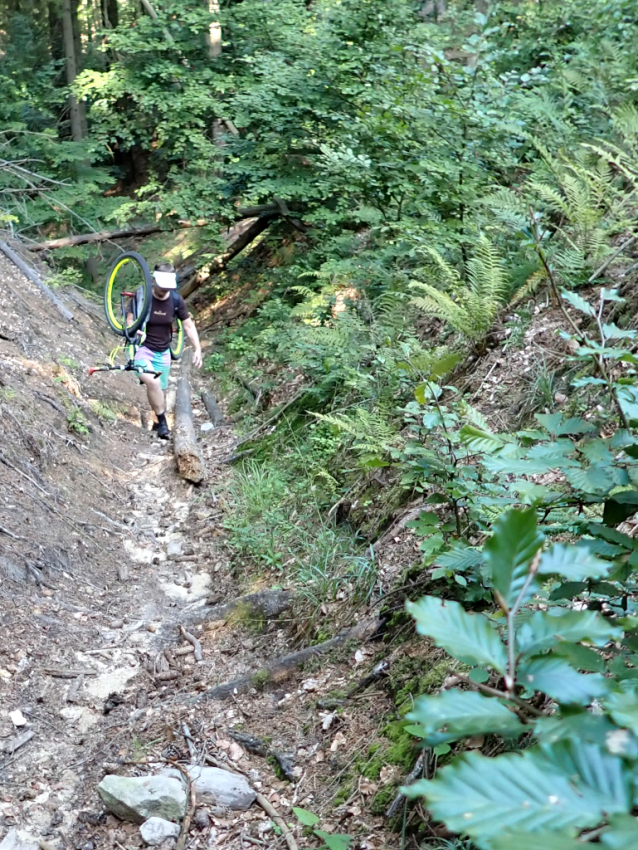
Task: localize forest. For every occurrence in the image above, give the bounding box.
[5,0,638,847]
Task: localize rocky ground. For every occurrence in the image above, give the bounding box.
[0,253,421,850]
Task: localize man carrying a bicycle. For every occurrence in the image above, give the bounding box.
[130,262,202,439]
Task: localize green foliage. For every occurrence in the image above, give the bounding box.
[67,409,89,435]
[405,508,638,848]
[410,238,509,347]
[292,807,352,850]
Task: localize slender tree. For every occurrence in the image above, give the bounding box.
[102,0,118,28]
[61,0,84,140]
[204,0,221,59]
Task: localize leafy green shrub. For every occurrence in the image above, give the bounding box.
[404,507,638,849]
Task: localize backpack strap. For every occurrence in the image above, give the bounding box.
[171,290,181,314]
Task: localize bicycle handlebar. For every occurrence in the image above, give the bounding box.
[88,363,162,379]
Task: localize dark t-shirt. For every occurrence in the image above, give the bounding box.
[144,293,189,353]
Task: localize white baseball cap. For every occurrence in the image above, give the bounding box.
[153,271,177,289]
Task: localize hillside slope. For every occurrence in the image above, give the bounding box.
[0,255,406,850]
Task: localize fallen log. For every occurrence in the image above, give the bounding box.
[228,731,296,781]
[0,239,74,321]
[181,588,293,630]
[177,216,274,282]
[28,205,281,253]
[191,617,378,702]
[179,624,203,662]
[27,219,208,252]
[180,214,275,299]
[201,390,224,426]
[173,350,205,484]
[0,729,35,754]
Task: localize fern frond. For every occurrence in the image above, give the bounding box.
[418,246,463,289]
[510,269,547,306]
[410,237,508,344]
[410,283,472,336]
[313,408,399,455]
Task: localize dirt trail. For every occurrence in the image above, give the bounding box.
[0,254,394,850]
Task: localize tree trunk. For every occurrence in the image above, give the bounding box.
[48,1,65,61]
[72,0,88,137]
[204,0,221,58]
[62,0,84,142]
[28,218,210,251]
[102,0,118,28]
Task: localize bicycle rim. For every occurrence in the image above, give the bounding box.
[104,251,153,336]
[170,317,185,361]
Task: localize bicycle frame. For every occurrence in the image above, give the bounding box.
[89,290,162,379]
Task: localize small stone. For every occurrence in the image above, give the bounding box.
[554,392,567,405]
[9,710,27,727]
[97,775,186,824]
[166,540,183,558]
[0,829,40,850]
[139,817,180,846]
[194,809,210,831]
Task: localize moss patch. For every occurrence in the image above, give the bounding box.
[392,657,450,714]
[370,784,397,817]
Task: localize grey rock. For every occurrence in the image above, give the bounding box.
[0,829,40,850]
[162,766,255,811]
[166,539,183,557]
[140,817,180,846]
[97,775,186,824]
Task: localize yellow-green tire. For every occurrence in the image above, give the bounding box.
[104,251,153,336]
[170,317,185,361]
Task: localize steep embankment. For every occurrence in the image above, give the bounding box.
[0,254,412,850]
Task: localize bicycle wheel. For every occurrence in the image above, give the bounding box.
[104,251,153,336]
[170,317,185,361]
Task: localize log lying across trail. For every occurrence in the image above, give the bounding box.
[191,617,379,702]
[27,204,281,252]
[173,350,205,484]
[179,213,275,299]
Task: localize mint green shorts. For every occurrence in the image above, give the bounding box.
[134,346,171,390]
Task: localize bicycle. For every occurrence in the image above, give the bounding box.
[89,251,184,379]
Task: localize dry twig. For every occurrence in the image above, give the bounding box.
[179,625,203,662]
[167,760,197,850]
[255,793,298,850]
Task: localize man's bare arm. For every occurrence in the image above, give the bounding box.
[183,318,202,368]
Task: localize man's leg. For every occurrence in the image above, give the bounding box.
[135,348,171,438]
[140,373,165,415]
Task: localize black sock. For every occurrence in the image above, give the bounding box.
[157,412,167,425]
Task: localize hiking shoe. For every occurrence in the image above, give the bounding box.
[156,420,170,440]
